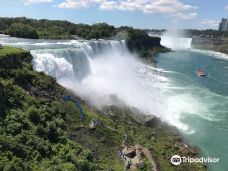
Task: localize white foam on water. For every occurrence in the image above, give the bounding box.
[32,42,55,46]
[191,49,228,60]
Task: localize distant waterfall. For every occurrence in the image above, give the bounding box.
[31,40,126,81]
[160,36,192,50]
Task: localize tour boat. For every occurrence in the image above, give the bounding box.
[196,69,206,77]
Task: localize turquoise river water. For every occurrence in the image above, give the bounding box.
[156,50,228,171]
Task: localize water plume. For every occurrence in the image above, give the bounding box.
[161,29,192,50]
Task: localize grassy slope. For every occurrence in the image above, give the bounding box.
[0,46,26,56]
[0,47,206,171]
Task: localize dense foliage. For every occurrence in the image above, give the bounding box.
[0,17,163,41]
[5,23,39,39]
[0,48,96,170]
[187,29,228,38]
[127,29,149,39]
[74,23,116,39]
[0,47,130,170]
[0,17,116,39]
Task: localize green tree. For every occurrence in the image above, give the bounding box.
[5,23,39,39]
[27,107,42,124]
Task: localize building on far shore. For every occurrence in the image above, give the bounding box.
[219,18,228,31]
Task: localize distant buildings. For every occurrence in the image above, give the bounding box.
[219,18,228,31]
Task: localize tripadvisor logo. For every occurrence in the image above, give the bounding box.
[171,155,182,165]
[170,155,220,166]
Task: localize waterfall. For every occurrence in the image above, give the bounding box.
[160,36,192,50]
[31,40,126,81]
[150,30,193,50]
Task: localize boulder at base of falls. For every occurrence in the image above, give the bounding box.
[143,115,161,127]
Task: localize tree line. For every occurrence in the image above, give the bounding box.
[186,29,228,38]
[0,17,116,39]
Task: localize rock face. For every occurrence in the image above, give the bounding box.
[123,147,136,158]
[143,115,161,127]
[127,36,162,51]
[126,31,170,61]
[0,52,32,69]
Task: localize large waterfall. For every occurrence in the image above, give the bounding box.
[31,40,126,81]
[149,30,192,50]
[160,36,192,50]
[30,39,170,120]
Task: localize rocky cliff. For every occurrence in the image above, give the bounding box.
[126,31,170,62]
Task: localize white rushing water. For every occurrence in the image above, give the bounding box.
[30,40,195,133]
[0,34,198,133]
[155,30,192,50]
[161,36,192,50]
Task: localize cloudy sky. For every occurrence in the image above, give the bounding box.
[0,0,227,29]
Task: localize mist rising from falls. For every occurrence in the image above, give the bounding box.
[31,40,195,133]
[160,30,192,50]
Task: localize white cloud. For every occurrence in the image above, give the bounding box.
[23,0,52,5]
[58,0,104,9]
[58,0,198,20]
[225,5,228,10]
[169,12,197,20]
[201,19,220,28]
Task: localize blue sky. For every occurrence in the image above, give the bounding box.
[0,0,227,29]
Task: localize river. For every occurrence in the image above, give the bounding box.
[160,36,228,171]
[156,49,228,171]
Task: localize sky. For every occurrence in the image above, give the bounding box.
[0,0,227,29]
